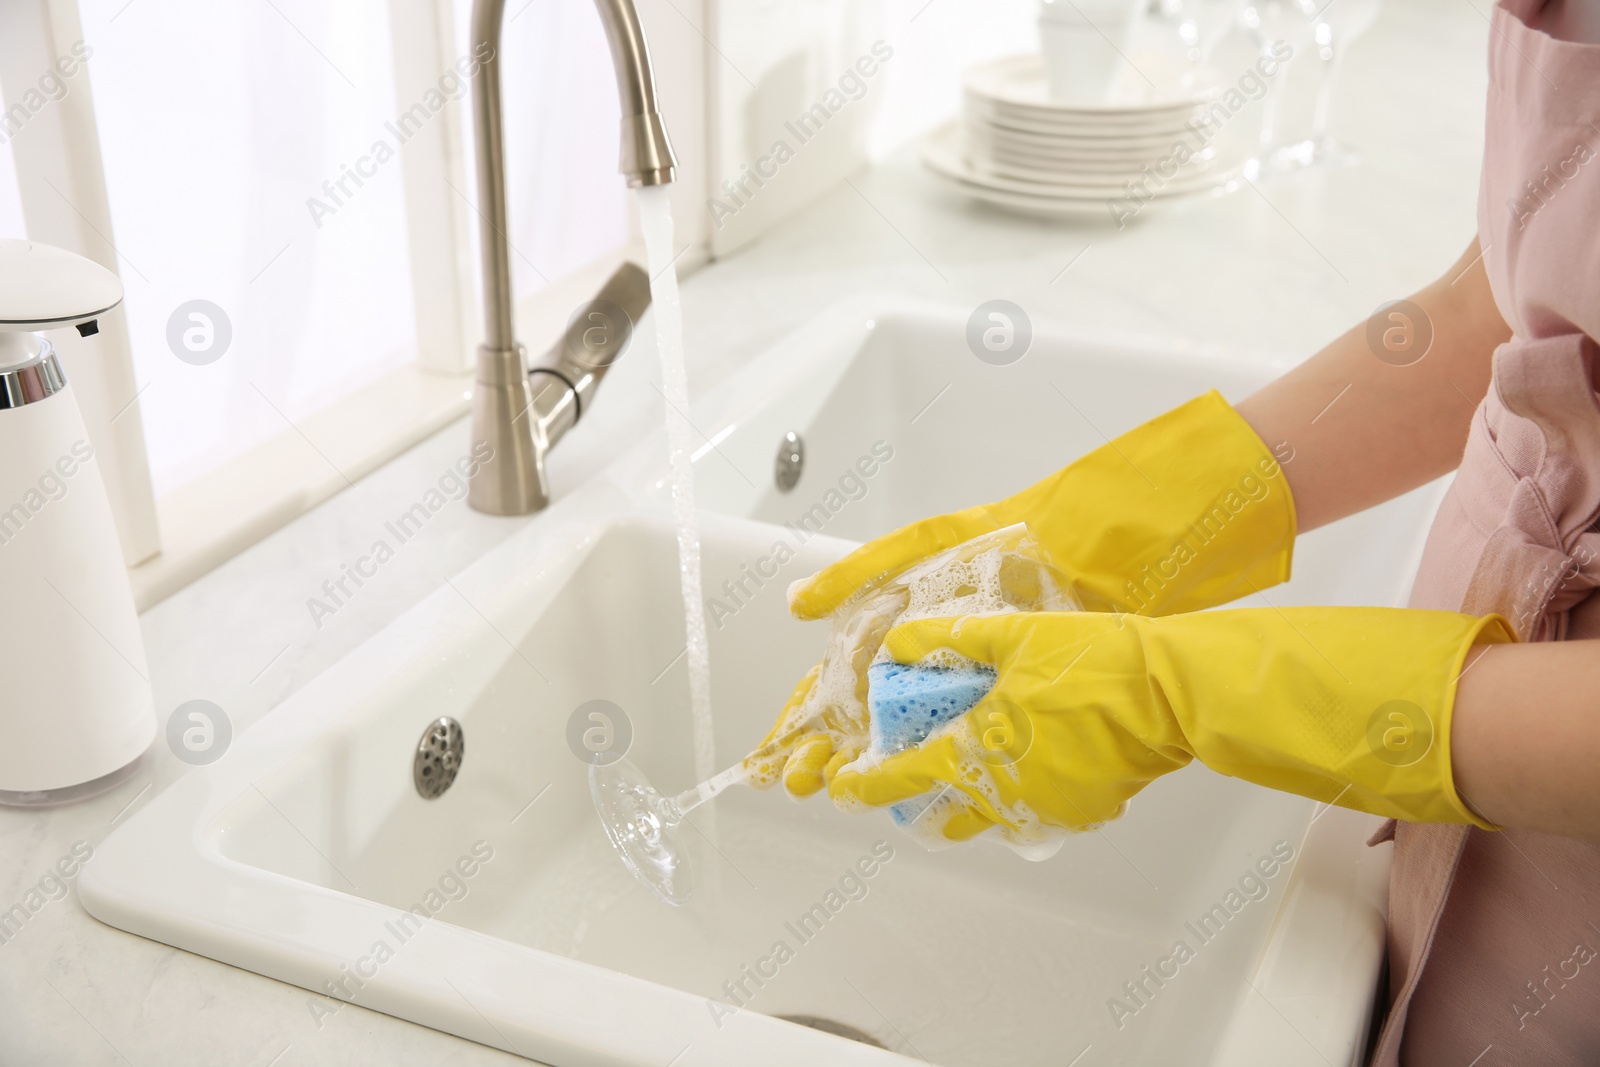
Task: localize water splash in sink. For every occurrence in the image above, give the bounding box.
[636,186,718,824]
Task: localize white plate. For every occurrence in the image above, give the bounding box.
[965,95,1202,138]
[968,148,1219,189]
[965,53,1220,116]
[953,123,1203,168]
[932,171,1221,221]
[964,119,1200,163]
[923,124,1236,217]
[980,140,1220,175]
[930,123,1229,197]
[965,122,1230,176]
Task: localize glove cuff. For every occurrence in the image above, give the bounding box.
[1034,391,1298,616]
[1143,607,1516,828]
[1434,613,1512,829]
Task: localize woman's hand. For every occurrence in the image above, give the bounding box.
[752,391,1297,797]
[788,391,1296,623]
[831,612,1189,842]
[829,606,1514,844]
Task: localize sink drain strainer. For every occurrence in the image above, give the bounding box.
[774,430,804,492]
[414,717,464,799]
[777,1015,887,1049]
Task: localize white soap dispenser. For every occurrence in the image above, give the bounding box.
[0,238,154,806]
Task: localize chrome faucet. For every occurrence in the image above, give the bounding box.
[466,0,677,515]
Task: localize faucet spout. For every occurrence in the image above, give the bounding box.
[592,0,678,190]
[466,0,676,516]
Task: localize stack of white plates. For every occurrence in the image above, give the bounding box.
[924,53,1244,220]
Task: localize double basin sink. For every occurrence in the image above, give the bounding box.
[82,298,1437,1066]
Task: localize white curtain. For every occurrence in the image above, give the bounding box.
[84,0,420,497]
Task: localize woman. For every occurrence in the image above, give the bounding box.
[751,2,1600,1061]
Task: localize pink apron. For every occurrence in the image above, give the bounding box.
[1369,3,1600,1064]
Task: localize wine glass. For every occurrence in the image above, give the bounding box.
[588,759,748,907]
[1159,0,1248,65]
[1301,0,1384,166]
[1238,0,1319,174]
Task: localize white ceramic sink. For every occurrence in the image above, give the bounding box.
[83,298,1436,1066]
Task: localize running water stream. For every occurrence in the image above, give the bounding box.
[635,186,718,838]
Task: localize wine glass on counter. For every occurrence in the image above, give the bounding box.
[1247,0,1385,171]
[1300,0,1385,166]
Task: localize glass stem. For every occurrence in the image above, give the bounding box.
[1256,41,1294,154]
[1311,43,1344,141]
[667,762,749,819]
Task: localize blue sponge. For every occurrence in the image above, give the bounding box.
[867,661,997,754]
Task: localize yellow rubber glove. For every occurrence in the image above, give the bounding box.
[788,391,1296,622]
[752,392,1295,797]
[829,607,1515,846]
[743,664,865,794]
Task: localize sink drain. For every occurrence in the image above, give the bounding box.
[414,717,464,800]
[774,431,804,492]
[776,1015,886,1049]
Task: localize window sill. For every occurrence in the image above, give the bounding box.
[128,363,474,612]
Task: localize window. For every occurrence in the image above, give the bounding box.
[88,0,421,494]
[2,0,705,603]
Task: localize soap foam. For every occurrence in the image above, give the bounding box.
[751,523,1081,858]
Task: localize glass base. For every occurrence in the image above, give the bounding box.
[1260,137,1362,175]
[589,759,693,906]
[0,750,147,809]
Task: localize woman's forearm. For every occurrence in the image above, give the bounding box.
[1234,242,1596,833]
[1236,239,1512,532]
[1452,640,1600,837]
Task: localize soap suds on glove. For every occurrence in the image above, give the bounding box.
[749,523,1077,858]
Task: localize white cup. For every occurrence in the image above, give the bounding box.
[1038,0,1144,102]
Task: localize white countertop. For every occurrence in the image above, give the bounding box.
[0,2,1489,1062]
